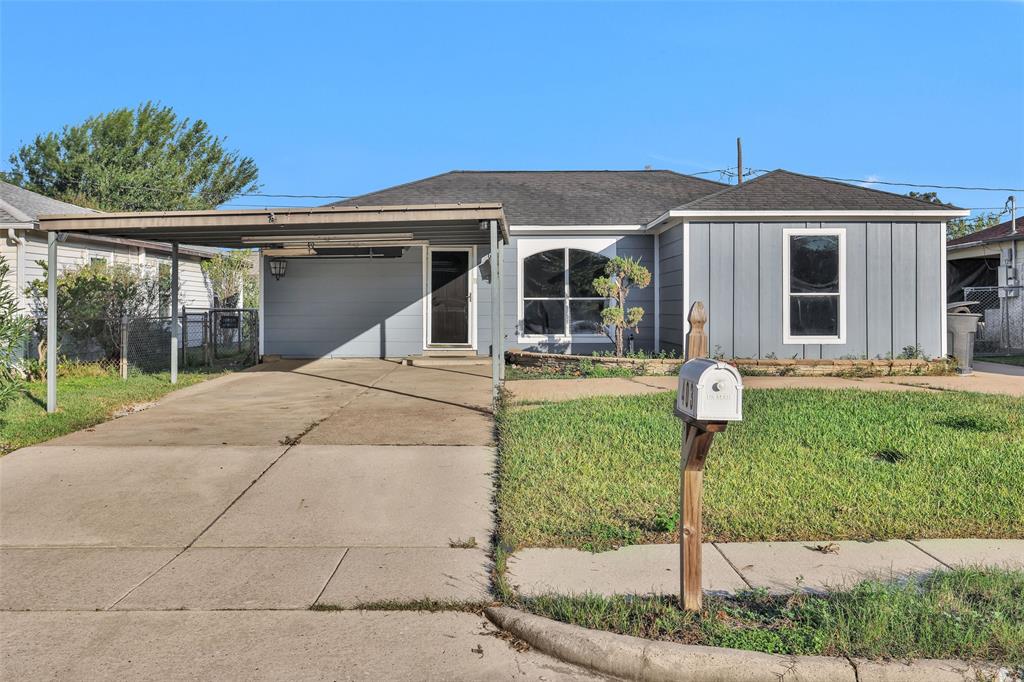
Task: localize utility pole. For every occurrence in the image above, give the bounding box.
[736,137,743,184]
[1010,195,1017,236]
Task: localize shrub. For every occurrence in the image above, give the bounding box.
[25,259,170,362]
[0,255,32,409]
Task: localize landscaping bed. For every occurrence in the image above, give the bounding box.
[506,349,955,378]
[514,568,1024,666]
[0,365,225,455]
[496,389,1024,550]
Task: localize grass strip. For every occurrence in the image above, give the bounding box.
[1,367,226,455]
[518,568,1024,665]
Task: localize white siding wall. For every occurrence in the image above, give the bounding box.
[13,230,213,312]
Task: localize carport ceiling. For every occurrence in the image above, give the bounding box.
[37,203,509,247]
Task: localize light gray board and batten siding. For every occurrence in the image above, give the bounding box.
[496,234,656,355]
[659,221,944,360]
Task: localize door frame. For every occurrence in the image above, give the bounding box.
[423,245,477,350]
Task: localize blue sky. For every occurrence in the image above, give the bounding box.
[2,1,1022,215]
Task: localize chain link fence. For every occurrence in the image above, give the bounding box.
[29,309,259,375]
[962,286,1024,355]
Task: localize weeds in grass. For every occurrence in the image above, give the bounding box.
[517,569,1024,665]
[449,537,478,549]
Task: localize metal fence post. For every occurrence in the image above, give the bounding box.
[120,316,128,380]
[181,306,188,370]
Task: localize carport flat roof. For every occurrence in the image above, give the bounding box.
[37,203,509,247]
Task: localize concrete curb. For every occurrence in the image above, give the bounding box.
[485,606,1009,682]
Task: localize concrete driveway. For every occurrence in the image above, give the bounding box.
[1,359,497,612]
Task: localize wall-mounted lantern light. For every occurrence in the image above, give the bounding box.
[269,257,287,280]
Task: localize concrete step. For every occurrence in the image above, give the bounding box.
[406,356,490,367]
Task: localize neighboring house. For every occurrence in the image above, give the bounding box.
[947,215,1023,352]
[0,181,217,313]
[947,216,1022,298]
[246,168,967,360]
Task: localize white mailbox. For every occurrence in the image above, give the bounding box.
[675,358,743,422]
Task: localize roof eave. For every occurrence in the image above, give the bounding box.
[666,209,971,219]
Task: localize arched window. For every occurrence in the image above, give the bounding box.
[522,248,609,336]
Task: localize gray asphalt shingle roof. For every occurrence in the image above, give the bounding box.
[0,181,96,221]
[331,170,728,225]
[674,169,961,212]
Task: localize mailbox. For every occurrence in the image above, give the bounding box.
[675,358,743,422]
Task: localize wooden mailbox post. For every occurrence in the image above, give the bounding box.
[674,358,743,612]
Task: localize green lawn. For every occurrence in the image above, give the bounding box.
[497,389,1024,550]
[519,568,1024,665]
[0,369,225,455]
[980,355,1024,367]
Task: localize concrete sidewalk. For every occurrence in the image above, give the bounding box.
[507,365,1024,403]
[506,539,1024,597]
[1,611,601,681]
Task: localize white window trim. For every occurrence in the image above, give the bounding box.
[517,237,617,343]
[782,228,847,345]
[423,245,478,351]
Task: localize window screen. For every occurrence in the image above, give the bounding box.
[522,248,610,335]
[786,233,843,340]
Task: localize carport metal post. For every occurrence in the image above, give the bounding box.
[170,242,179,384]
[489,219,500,399]
[46,231,58,413]
[496,229,505,381]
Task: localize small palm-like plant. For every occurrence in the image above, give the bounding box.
[593,256,651,357]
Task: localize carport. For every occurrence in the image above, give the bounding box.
[37,204,510,413]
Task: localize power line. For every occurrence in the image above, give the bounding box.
[746,169,1023,193]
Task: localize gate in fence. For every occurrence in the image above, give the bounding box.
[962,286,1024,355]
[120,308,259,375]
[181,308,259,370]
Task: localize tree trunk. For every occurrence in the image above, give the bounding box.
[615,286,627,356]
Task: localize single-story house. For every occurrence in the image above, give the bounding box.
[0,181,217,313]
[947,215,1022,298]
[290,168,963,360]
[946,215,1022,351]
[34,168,969,368]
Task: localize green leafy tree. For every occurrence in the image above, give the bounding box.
[201,250,257,307]
[2,102,259,211]
[593,256,651,357]
[946,212,1001,241]
[905,192,1002,241]
[26,260,171,362]
[0,256,32,409]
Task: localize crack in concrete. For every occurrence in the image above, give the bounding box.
[104,363,405,610]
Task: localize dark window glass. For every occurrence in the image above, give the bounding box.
[523,300,565,335]
[790,296,839,337]
[568,249,609,297]
[790,235,839,294]
[569,300,605,334]
[523,250,565,297]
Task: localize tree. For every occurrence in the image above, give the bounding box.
[946,212,1001,241]
[25,260,170,362]
[906,191,947,205]
[593,256,651,357]
[905,192,1002,241]
[1,102,259,211]
[201,250,257,307]
[0,256,32,409]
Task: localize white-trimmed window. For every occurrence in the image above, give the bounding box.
[783,228,846,344]
[520,246,611,338]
